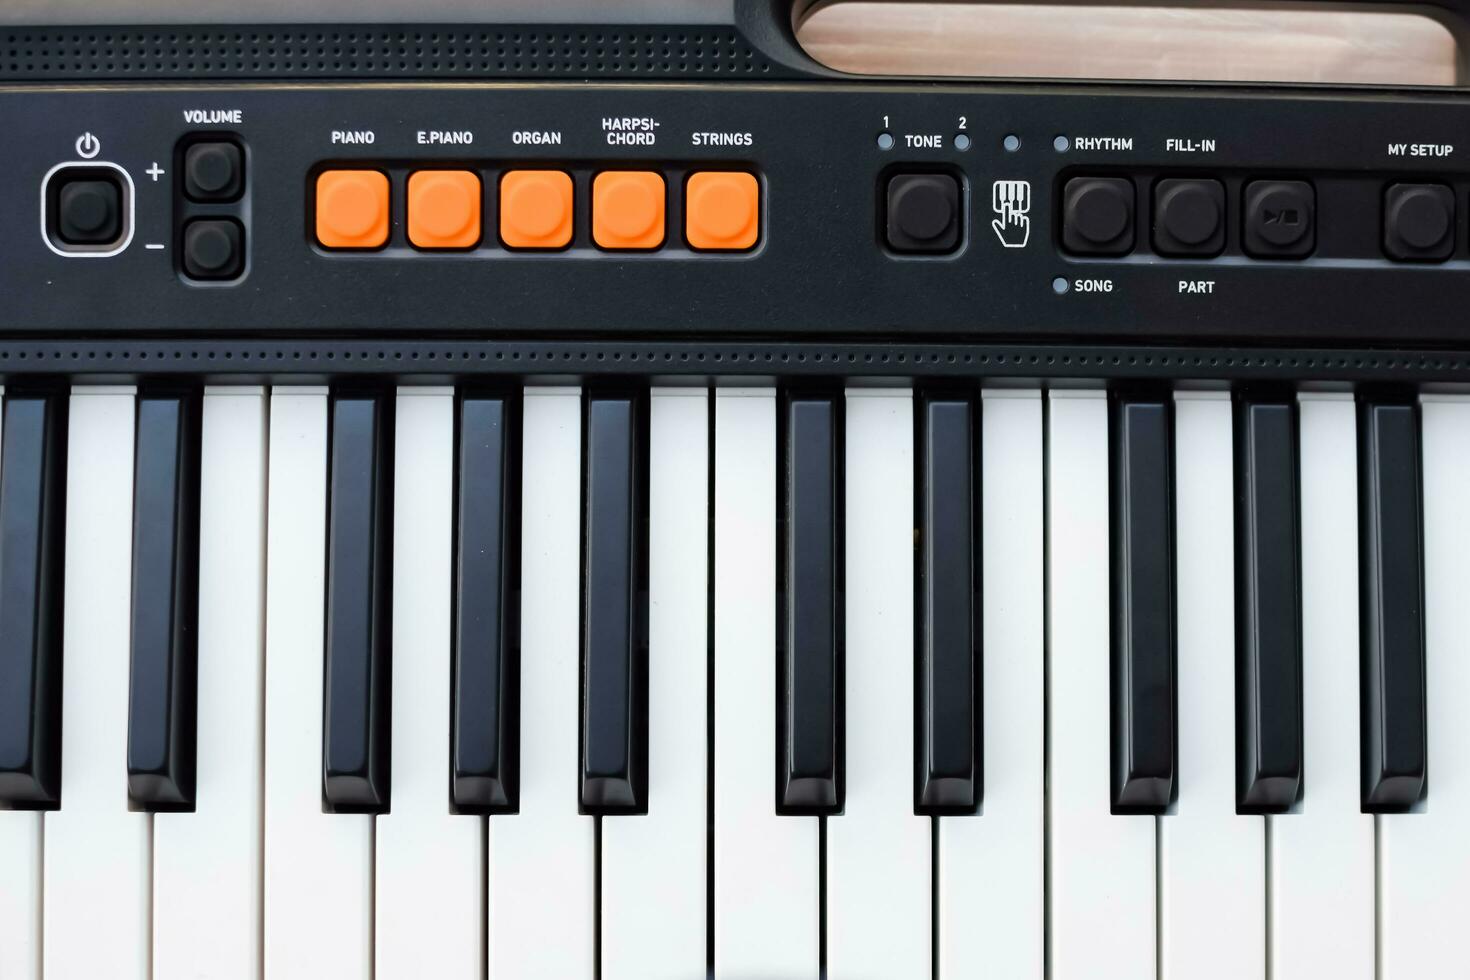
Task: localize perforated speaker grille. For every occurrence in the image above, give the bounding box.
[0,24,779,80]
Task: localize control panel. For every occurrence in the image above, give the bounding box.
[6,83,1470,343]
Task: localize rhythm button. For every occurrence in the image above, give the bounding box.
[1062,176,1135,256]
[500,170,574,249]
[315,170,390,249]
[408,170,482,249]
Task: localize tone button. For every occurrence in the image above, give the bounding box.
[685,171,760,251]
[500,170,574,249]
[408,170,482,249]
[593,171,666,250]
[316,170,390,249]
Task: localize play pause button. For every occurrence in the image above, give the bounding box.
[1243,180,1315,258]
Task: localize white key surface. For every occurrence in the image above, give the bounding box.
[1160,392,1264,980]
[45,386,149,980]
[1271,393,1373,979]
[1380,395,1470,977]
[488,387,595,979]
[263,388,373,979]
[0,811,40,980]
[713,387,820,979]
[938,389,1044,980]
[376,387,482,979]
[602,389,709,980]
[827,389,929,980]
[1047,389,1157,980]
[154,387,267,980]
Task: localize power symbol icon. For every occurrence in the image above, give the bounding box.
[75,132,101,159]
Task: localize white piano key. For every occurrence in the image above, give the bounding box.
[154,387,267,980]
[1270,392,1373,980]
[601,389,708,980]
[938,388,1044,979]
[713,387,819,979]
[488,386,594,979]
[377,387,482,979]
[1160,392,1264,980]
[1047,388,1156,980]
[827,389,929,980]
[263,387,372,979]
[45,386,148,980]
[1380,394,1470,977]
[0,812,40,980]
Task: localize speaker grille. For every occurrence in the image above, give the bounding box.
[0,24,778,80]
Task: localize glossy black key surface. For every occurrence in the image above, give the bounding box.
[453,394,520,813]
[1110,395,1177,814]
[1235,398,1303,813]
[127,393,202,811]
[323,393,393,813]
[579,392,649,814]
[1359,399,1427,811]
[0,394,68,808]
[778,393,843,814]
[916,395,980,813]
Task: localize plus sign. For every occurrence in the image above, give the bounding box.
[145,162,165,181]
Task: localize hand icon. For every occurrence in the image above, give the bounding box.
[991,179,1032,248]
[992,209,1030,248]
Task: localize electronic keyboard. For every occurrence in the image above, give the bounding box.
[0,0,1465,977]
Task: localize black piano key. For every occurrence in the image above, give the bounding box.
[0,394,68,808]
[579,392,649,814]
[1234,398,1303,813]
[1358,399,1427,812]
[778,393,843,814]
[915,394,980,814]
[322,393,393,813]
[1109,395,1177,814]
[452,394,520,814]
[127,393,202,811]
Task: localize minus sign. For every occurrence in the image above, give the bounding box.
[145,243,166,250]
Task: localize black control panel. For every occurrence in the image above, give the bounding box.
[6,76,1470,345]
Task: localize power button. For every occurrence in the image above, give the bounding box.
[42,162,135,257]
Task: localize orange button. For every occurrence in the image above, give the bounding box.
[593,171,666,250]
[500,170,574,249]
[685,171,760,251]
[316,170,390,249]
[408,170,481,249]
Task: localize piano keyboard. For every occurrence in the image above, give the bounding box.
[0,381,1462,980]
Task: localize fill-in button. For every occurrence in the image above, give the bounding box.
[315,170,390,249]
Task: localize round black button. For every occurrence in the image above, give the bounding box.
[1158,182,1221,246]
[886,173,961,254]
[184,142,243,202]
[183,219,244,280]
[1062,177,1134,255]
[893,180,955,241]
[1389,187,1451,251]
[1243,182,1315,257]
[57,179,122,244]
